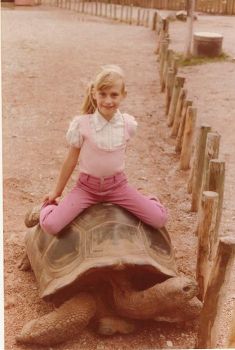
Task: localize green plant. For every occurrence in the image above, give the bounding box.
[175,52,230,66]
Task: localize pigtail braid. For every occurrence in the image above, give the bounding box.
[81,82,97,115]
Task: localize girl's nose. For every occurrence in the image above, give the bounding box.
[104,96,113,104]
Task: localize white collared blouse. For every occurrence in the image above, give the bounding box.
[66,109,137,150]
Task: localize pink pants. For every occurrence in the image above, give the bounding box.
[40,172,167,235]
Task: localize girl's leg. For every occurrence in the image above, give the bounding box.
[105,182,167,229]
[40,186,98,235]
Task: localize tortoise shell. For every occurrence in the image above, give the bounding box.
[25,203,177,299]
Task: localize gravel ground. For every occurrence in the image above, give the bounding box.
[2,3,235,349]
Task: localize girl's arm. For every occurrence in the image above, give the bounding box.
[44,146,80,203]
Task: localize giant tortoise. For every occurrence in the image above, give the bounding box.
[17,203,202,346]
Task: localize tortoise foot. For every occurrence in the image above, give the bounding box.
[16,293,96,345]
[97,317,136,335]
[18,252,31,271]
[24,205,41,228]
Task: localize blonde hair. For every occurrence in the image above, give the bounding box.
[81,65,126,115]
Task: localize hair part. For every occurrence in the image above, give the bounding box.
[81,65,126,115]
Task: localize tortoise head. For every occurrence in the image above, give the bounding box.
[159,276,199,301]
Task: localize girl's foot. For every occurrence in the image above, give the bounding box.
[24,205,41,228]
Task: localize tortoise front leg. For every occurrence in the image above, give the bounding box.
[93,289,137,335]
[16,293,96,346]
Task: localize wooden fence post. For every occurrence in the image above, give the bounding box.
[90,0,94,15]
[137,7,141,25]
[158,35,164,61]
[201,132,221,194]
[208,159,225,234]
[141,8,146,26]
[71,0,76,11]
[125,4,129,22]
[76,0,80,12]
[196,191,219,301]
[165,68,175,116]
[190,125,212,210]
[159,41,169,89]
[129,4,133,24]
[167,76,185,127]
[162,17,169,36]
[156,26,164,54]
[89,0,92,14]
[109,2,113,19]
[180,106,197,170]
[155,10,159,33]
[161,49,173,92]
[228,308,235,348]
[152,11,157,30]
[100,1,103,16]
[171,57,179,76]
[120,3,124,21]
[145,9,150,27]
[175,99,193,153]
[95,0,98,16]
[105,1,108,17]
[197,236,235,349]
[171,88,187,137]
[114,3,117,19]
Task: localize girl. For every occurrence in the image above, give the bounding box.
[25,65,167,234]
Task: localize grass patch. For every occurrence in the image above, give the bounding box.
[175,52,230,66]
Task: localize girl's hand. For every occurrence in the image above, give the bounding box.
[43,191,61,204]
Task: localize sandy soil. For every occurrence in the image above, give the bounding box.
[2,4,235,349]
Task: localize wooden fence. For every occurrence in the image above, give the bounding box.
[80,0,235,15]
[156,12,235,347]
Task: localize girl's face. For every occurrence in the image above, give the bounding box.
[92,80,126,120]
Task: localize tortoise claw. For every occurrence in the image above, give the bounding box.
[18,253,31,271]
[24,205,41,228]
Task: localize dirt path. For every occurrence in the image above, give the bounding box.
[2,4,234,349]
